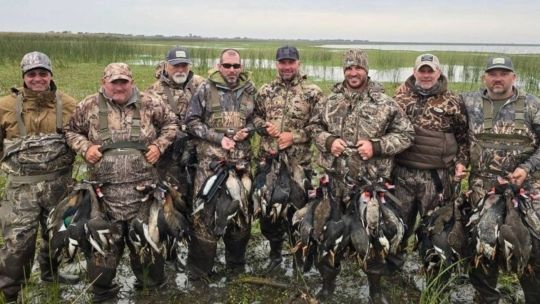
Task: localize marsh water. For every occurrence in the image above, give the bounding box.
[29,233,525,304]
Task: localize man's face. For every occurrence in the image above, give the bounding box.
[101,78,134,104]
[413,65,441,90]
[218,52,242,87]
[344,65,368,90]
[166,62,190,84]
[23,68,52,92]
[483,69,516,99]
[276,59,300,82]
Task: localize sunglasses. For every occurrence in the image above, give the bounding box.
[221,63,241,69]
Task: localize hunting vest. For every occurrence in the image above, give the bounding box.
[90,94,154,184]
[1,93,74,185]
[396,126,458,169]
[207,83,249,130]
[471,97,537,178]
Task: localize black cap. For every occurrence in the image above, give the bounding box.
[166,46,191,65]
[276,45,299,61]
[485,56,514,72]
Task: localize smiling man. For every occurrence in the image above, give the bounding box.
[306,49,414,302]
[253,45,323,273]
[0,51,78,302]
[65,62,177,302]
[462,56,540,304]
[391,53,469,281]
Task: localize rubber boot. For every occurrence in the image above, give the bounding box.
[265,241,283,273]
[368,274,389,304]
[316,263,339,300]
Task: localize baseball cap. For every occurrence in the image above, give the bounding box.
[166,47,192,65]
[103,63,133,82]
[20,51,53,74]
[414,54,440,71]
[343,49,369,72]
[485,56,514,72]
[276,45,299,61]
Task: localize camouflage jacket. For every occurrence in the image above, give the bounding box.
[394,75,469,167]
[307,80,414,182]
[65,87,177,158]
[254,74,323,165]
[146,70,205,124]
[185,69,256,162]
[462,87,540,178]
[0,82,76,145]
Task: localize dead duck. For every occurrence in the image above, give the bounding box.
[473,185,506,267]
[317,176,346,268]
[498,186,531,275]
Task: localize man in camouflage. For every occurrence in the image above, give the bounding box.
[146,46,204,199]
[463,56,540,304]
[146,47,204,262]
[307,49,414,302]
[392,54,469,275]
[65,63,177,302]
[0,52,78,302]
[185,49,256,283]
[253,45,323,272]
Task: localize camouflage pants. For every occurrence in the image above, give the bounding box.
[392,165,454,249]
[468,176,540,304]
[187,158,251,280]
[0,174,73,300]
[86,219,165,299]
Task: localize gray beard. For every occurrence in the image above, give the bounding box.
[172,73,188,84]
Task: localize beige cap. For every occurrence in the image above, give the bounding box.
[414,54,440,71]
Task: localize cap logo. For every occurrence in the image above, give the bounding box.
[492,58,505,64]
[175,51,186,58]
[421,55,434,62]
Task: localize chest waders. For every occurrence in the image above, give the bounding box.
[2,93,73,186]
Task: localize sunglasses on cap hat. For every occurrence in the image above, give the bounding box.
[221,63,241,69]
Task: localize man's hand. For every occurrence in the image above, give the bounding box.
[455,163,467,181]
[145,144,161,164]
[278,132,294,150]
[233,128,249,142]
[265,122,280,137]
[85,145,102,164]
[356,139,373,160]
[221,136,236,151]
[509,167,528,187]
[330,138,347,157]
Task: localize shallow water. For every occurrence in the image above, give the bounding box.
[24,233,524,304]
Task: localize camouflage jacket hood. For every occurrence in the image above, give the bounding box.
[395,74,469,166]
[254,73,323,165]
[307,79,414,182]
[207,69,253,91]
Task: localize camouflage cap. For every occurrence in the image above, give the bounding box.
[485,56,514,72]
[20,51,53,75]
[102,63,133,82]
[343,49,368,72]
[415,53,440,71]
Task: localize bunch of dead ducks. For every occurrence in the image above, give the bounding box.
[291,175,406,272]
[47,179,191,263]
[468,177,540,276]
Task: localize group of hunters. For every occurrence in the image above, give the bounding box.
[0,44,539,304]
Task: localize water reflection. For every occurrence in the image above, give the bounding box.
[319,44,540,54]
[131,58,538,89]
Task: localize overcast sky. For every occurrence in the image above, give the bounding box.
[1,0,539,44]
